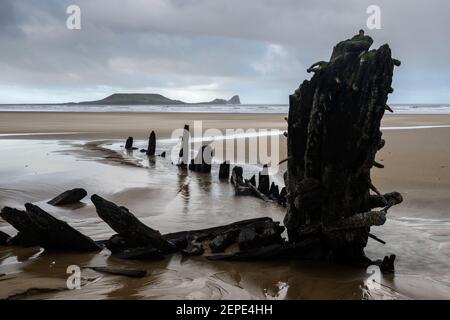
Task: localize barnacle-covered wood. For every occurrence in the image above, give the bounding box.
[284,31,402,261]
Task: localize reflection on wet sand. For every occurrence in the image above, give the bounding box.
[0,138,449,300]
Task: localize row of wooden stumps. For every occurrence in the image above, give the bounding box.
[0,190,293,264]
[124,124,288,206]
[0,186,397,271]
[0,124,297,270]
[124,131,165,157]
[230,165,287,206]
[113,123,400,271]
[116,110,399,270]
[174,124,288,206]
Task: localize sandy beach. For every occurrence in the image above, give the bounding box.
[0,111,449,300]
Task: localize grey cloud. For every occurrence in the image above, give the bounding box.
[0,0,449,103]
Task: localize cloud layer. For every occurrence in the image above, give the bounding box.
[0,0,449,104]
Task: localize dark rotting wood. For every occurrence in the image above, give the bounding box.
[244,180,270,201]
[385,105,394,113]
[219,161,230,180]
[231,166,252,195]
[48,188,87,206]
[257,165,270,195]
[146,131,156,156]
[367,192,402,210]
[249,175,256,187]
[269,182,280,200]
[373,161,384,169]
[0,205,101,251]
[284,30,402,262]
[91,194,176,254]
[189,145,213,173]
[278,187,287,206]
[125,137,133,150]
[179,124,190,166]
[231,166,244,186]
[0,230,10,245]
[182,241,204,256]
[209,231,238,253]
[207,238,321,261]
[163,217,276,247]
[368,233,386,245]
[113,246,164,260]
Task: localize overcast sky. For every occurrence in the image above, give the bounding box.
[0,0,449,104]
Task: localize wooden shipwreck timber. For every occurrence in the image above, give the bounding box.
[0,31,402,272]
[284,30,402,264]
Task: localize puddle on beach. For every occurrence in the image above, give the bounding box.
[0,139,449,300]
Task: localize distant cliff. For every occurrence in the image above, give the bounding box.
[77,93,241,105]
[199,95,241,105]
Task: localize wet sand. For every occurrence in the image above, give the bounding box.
[0,112,449,300]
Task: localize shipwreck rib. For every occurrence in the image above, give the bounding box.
[0,204,101,251]
[284,30,401,261]
[91,194,176,255]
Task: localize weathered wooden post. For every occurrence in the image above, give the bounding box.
[125,136,133,150]
[146,131,156,156]
[257,165,270,195]
[179,124,190,166]
[219,161,230,180]
[284,31,402,262]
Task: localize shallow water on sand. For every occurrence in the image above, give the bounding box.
[0,139,449,300]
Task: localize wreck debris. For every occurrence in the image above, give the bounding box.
[0,230,10,245]
[268,182,280,200]
[228,165,286,204]
[245,180,270,201]
[125,137,134,150]
[0,205,101,251]
[373,161,385,169]
[257,165,270,195]
[379,254,396,273]
[209,232,238,253]
[230,166,244,186]
[146,131,156,156]
[0,32,405,273]
[248,175,256,187]
[367,192,403,210]
[182,240,204,256]
[189,145,213,173]
[47,188,88,206]
[178,124,190,166]
[91,194,176,258]
[164,216,285,256]
[219,161,230,180]
[207,238,321,261]
[368,233,386,245]
[111,244,164,260]
[284,30,402,262]
[231,166,252,196]
[163,217,276,244]
[278,187,287,207]
[385,105,394,113]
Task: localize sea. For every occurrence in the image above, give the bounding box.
[0,104,450,114]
